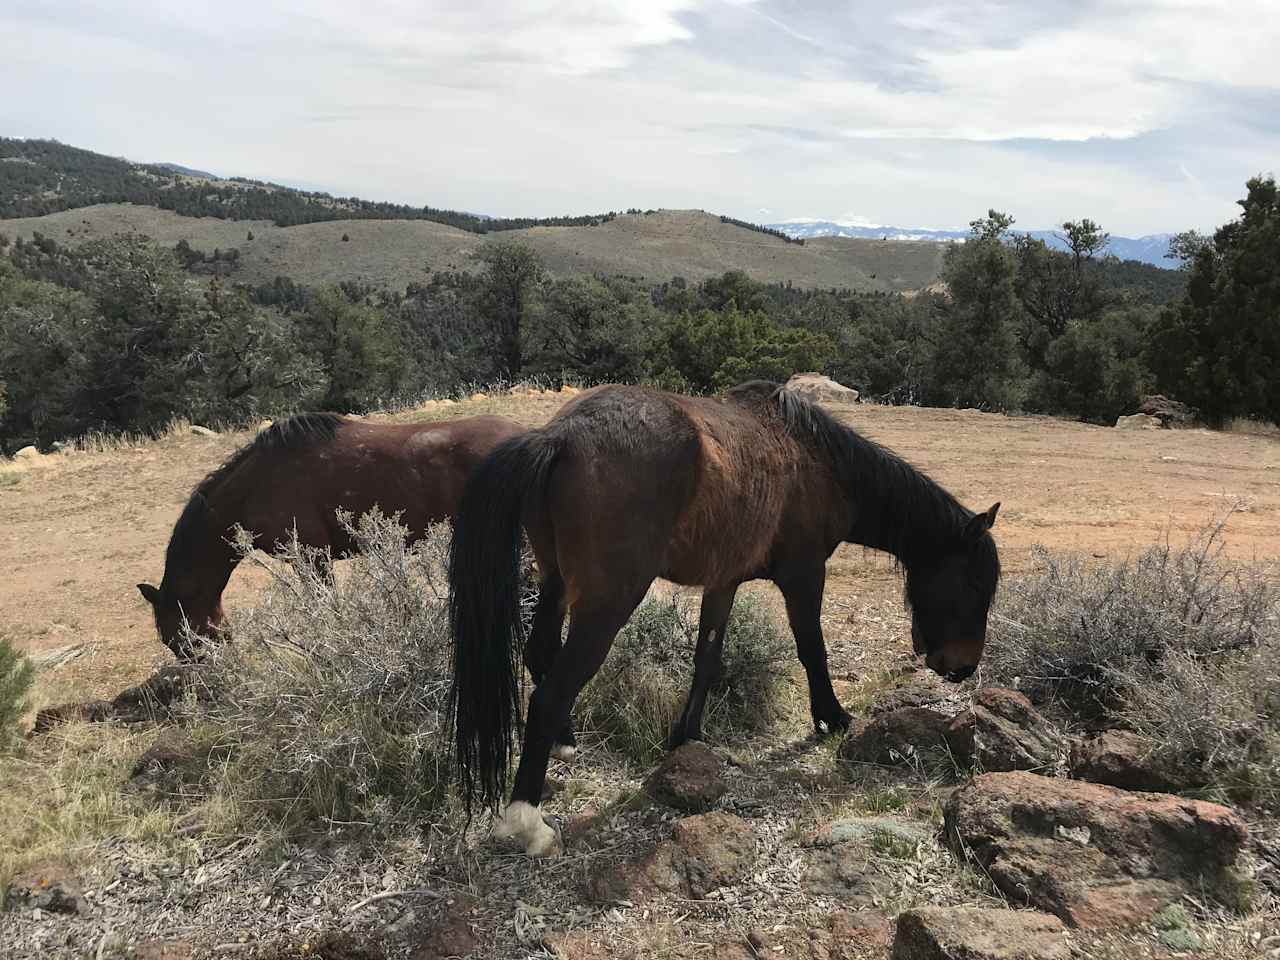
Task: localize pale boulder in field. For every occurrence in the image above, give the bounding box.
[1114,413,1162,430]
[785,372,859,404]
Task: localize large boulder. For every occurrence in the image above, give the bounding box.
[893,906,1070,960]
[644,742,726,813]
[944,771,1248,928]
[1138,395,1192,427]
[786,372,859,404]
[588,811,755,903]
[1069,730,1180,793]
[948,688,1063,773]
[1114,413,1161,431]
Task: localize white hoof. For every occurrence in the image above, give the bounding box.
[550,743,578,762]
[493,801,561,857]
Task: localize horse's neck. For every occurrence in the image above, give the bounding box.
[167,503,242,604]
[840,450,959,566]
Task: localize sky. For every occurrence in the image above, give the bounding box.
[3,0,1277,235]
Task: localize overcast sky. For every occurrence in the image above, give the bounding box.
[4,0,1276,235]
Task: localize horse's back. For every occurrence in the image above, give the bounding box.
[235,414,523,550]
[538,384,797,590]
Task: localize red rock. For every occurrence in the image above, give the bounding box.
[643,742,726,812]
[893,906,1069,959]
[588,811,754,903]
[944,771,1248,928]
[1069,730,1180,793]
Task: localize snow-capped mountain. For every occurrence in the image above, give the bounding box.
[767,220,1179,269]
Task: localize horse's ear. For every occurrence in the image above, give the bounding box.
[964,502,1000,541]
[137,583,161,606]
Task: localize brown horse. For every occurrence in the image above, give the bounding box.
[448,381,1000,855]
[139,411,523,660]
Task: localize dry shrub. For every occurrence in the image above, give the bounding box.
[576,592,793,765]
[986,512,1280,798]
[180,511,457,833]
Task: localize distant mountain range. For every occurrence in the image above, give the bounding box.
[768,220,1179,269]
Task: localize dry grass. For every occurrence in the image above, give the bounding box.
[1226,417,1280,439]
[575,592,794,766]
[0,723,186,903]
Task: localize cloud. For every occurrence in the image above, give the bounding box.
[0,0,1276,234]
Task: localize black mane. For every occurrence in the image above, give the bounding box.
[161,412,346,589]
[770,384,992,576]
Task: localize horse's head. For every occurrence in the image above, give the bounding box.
[137,581,225,661]
[905,502,1001,682]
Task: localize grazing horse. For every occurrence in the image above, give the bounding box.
[138,412,524,660]
[448,381,1000,856]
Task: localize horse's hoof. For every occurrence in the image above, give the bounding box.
[550,743,577,762]
[493,801,561,857]
[814,710,853,736]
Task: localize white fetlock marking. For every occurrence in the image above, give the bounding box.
[525,819,560,857]
[493,800,560,856]
[550,743,577,762]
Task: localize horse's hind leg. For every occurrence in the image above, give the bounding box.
[668,583,739,749]
[777,568,851,735]
[524,571,577,758]
[499,587,648,856]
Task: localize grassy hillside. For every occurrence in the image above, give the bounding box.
[0,204,947,291]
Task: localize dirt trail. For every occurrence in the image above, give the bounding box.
[2,394,1277,704]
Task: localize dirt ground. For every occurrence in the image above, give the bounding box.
[3,390,1277,706]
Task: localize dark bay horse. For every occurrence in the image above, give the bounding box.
[139,411,524,659]
[448,381,1000,856]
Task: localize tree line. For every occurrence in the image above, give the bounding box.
[1,175,1275,452]
[0,139,619,232]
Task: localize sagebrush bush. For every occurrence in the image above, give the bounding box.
[576,592,793,764]
[0,633,34,753]
[181,511,457,833]
[985,513,1280,798]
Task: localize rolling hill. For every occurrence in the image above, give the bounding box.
[0,203,947,291]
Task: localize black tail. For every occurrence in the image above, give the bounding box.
[448,431,561,814]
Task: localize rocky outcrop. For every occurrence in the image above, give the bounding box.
[1138,395,1192,427]
[944,771,1248,928]
[786,372,859,404]
[951,688,1063,773]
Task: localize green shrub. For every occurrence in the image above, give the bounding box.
[576,592,793,765]
[0,634,34,752]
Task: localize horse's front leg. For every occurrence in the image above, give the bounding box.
[668,583,739,749]
[777,568,851,735]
